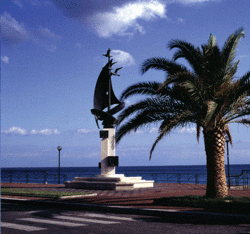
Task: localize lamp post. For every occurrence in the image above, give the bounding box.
[225,135,230,189]
[57,146,62,184]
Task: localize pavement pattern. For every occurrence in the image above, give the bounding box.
[2,182,249,212]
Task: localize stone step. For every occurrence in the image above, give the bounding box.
[65,176,154,190]
[65,181,134,190]
[119,177,143,182]
[73,177,122,182]
[73,176,144,183]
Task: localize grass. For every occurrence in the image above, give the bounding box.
[153,195,250,214]
[1,188,92,199]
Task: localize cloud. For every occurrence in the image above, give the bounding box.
[1,127,28,135]
[1,56,9,64]
[51,0,220,38]
[124,127,158,135]
[30,129,60,135]
[88,0,167,38]
[0,12,30,44]
[123,126,197,135]
[32,26,62,52]
[37,27,61,41]
[177,127,196,134]
[111,50,135,67]
[1,12,61,51]
[76,129,96,134]
[177,18,185,24]
[1,127,60,136]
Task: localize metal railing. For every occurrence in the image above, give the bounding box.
[1,170,98,184]
[124,172,208,184]
[1,169,249,189]
[1,170,67,184]
[230,170,250,190]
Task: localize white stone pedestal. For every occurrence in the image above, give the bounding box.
[65,128,154,190]
[100,128,116,176]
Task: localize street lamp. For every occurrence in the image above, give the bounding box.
[57,146,62,184]
[225,135,230,189]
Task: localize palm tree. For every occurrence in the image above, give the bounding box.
[115,28,250,198]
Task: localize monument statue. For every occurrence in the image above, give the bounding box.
[65,49,154,189]
[91,48,125,128]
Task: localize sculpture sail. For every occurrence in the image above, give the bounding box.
[91,52,125,128]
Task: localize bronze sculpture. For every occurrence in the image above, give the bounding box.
[91,48,125,128]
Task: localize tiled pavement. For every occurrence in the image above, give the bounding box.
[2,182,249,209]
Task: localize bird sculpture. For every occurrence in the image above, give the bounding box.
[103,48,112,58]
[108,59,117,69]
[111,67,123,76]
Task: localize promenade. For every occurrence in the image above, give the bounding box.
[2,182,249,216]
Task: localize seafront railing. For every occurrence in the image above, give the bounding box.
[1,170,68,185]
[124,172,208,184]
[1,170,97,185]
[1,169,249,190]
[230,170,250,190]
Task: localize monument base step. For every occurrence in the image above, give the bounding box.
[65,175,154,190]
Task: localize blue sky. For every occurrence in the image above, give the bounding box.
[1,0,249,168]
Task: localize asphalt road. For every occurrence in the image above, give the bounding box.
[1,202,250,234]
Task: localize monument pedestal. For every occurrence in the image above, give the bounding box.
[65,174,154,190]
[65,128,154,190]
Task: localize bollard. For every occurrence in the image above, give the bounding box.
[44,171,48,184]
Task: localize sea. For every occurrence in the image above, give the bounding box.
[1,164,249,185]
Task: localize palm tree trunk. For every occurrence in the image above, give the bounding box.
[203,127,228,198]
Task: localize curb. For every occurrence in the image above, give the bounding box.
[2,197,250,224]
[58,193,97,199]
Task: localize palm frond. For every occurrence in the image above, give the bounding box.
[213,71,250,124]
[224,95,250,123]
[224,125,233,146]
[207,34,217,48]
[116,96,175,126]
[149,110,195,159]
[168,39,203,74]
[236,71,250,97]
[222,28,245,75]
[201,45,225,92]
[233,118,250,126]
[197,124,201,143]
[116,107,168,144]
[120,82,161,101]
[159,71,196,89]
[181,80,204,104]
[141,57,187,76]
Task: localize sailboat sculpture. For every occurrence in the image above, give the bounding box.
[91,49,125,128]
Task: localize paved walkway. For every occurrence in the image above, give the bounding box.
[2,182,249,212]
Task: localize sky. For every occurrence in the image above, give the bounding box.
[1,0,250,168]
